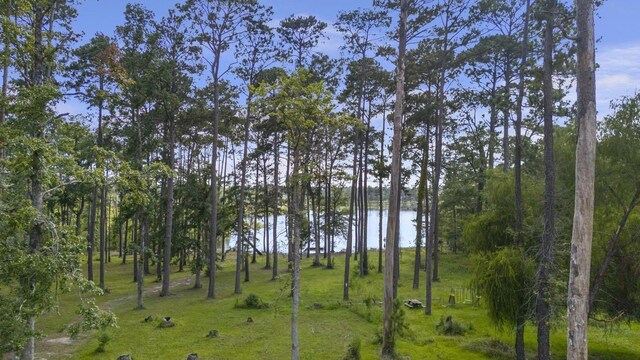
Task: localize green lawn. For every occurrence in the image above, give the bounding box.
[35,250,640,359]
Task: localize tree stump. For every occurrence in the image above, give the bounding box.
[206,330,219,338]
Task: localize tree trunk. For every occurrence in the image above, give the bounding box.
[99,92,106,289]
[75,196,85,237]
[161,115,175,297]
[326,167,334,269]
[424,132,431,309]
[431,68,445,284]
[343,131,359,300]
[263,155,271,270]
[537,0,554,358]
[132,215,138,281]
[567,0,597,358]
[291,145,303,360]
[207,56,222,299]
[312,184,321,266]
[88,185,97,281]
[99,184,107,289]
[362,116,370,275]
[272,132,280,280]
[122,218,128,265]
[488,60,498,170]
[382,0,407,356]
[502,61,512,172]
[22,9,46,358]
[379,102,387,274]
[413,145,427,289]
[136,210,146,309]
[253,163,259,264]
[235,97,252,295]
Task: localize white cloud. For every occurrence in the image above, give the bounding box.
[596,44,640,108]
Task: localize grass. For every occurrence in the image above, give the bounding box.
[34,250,640,359]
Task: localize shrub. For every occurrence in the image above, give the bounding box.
[435,315,474,336]
[239,294,269,309]
[96,332,112,353]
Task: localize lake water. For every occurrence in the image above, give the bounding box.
[233,210,419,252]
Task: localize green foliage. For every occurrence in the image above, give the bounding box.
[473,247,535,330]
[344,337,362,360]
[435,316,474,336]
[462,170,543,253]
[67,296,118,339]
[235,293,270,309]
[95,331,112,353]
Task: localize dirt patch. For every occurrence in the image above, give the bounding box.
[44,337,73,345]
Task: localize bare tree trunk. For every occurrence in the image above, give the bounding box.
[488,61,498,170]
[194,224,202,289]
[343,133,359,300]
[122,218,128,265]
[326,167,334,269]
[132,215,138,281]
[502,62,512,173]
[424,130,431,309]
[272,133,280,280]
[88,186,97,281]
[382,0,407,356]
[136,210,146,310]
[362,116,370,275]
[118,199,123,258]
[161,115,175,297]
[253,163,259,264]
[431,63,446,284]
[413,145,427,289]
[514,0,531,250]
[312,184,321,266]
[99,184,107,289]
[76,196,85,237]
[511,1,533,358]
[393,171,400,299]
[379,102,387,274]
[99,92,106,289]
[291,145,303,360]
[262,154,271,269]
[235,98,252,295]
[567,0,597,358]
[208,57,222,299]
[537,0,554,358]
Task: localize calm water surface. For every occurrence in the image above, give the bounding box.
[233,210,419,252]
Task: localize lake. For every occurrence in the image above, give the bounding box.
[231,210,420,253]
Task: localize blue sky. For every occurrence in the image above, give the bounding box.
[62,0,640,116]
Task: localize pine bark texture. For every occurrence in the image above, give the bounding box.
[537,0,555,358]
[382,0,408,356]
[567,0,597,358]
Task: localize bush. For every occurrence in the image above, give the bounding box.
[435,315,474,336]
[236,294,269,309]
[95,332,112,353]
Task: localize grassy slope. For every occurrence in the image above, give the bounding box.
[35,251,640,360]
